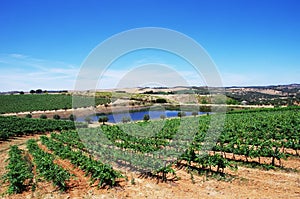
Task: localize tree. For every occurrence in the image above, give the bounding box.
[177,111,186,118]
[98,116,108,125]
[53,114,60,120]
[84,116,92,124]
[201,98,208,104]
[122,116,131,123]
[143,114,150,121]
[156,98,167,103]
[25,114,32,118]
[36,89,43,94]
[29,90,35,94]
[226,97,239,105]
[19,91,24,95]
[160,114,166,120]
[69,114,76,121]
[192,111,198,117]
[40,114,47,119]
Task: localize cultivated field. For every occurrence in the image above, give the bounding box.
[0,106,299,198]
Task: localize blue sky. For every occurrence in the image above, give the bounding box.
[0,0,299,91]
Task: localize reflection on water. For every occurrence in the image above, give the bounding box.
[79,110,208,123]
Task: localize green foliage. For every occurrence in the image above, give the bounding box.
[160,114,166,120]
[40,114,47,119]
[53,114,60,120]
[212,109,300,166]
[98,116,108,125]
[122,116,131,123]
[5,106,294,189]
[130,176,136,185]
[227,105,300,114]
[41,135,123,187]
[191,111,198,116]
[201,98,208,104]
[26,139,71,191]
[25,114,32,118]
[226,97,239,105]
[154,164,176,182]
[2,145,33,194]
[95,91,112,98]
[50,131,85,150]
[84,116,92,124]
[0,116,85,140]
[177,111,186,117]
[143,114,150,121]
[0,94,110,113]
[36,89,43,94]
[155,98,167,103]
[69,114,76,121]
[212,94,227,104]
[42,107,300,184]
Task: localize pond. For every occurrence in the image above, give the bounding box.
[79,110,208,123]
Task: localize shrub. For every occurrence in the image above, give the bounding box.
[177,111,186,117]
[84,116,92,124]
[40,114,47,119]
[98,116,108,125]
[53,114,60,120]
[122,116,131,123]
[156,98,167,103]
[69,114,76,121]
[192,111,198,117]
[143,114,150,121]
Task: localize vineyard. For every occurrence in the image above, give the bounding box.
[0,107,299,197]
[0,94,110,114]
[0,116,87,140]
[1,138,123,194]
[26,139,71,191]
[2,145,33,194]
[75,108,300,178]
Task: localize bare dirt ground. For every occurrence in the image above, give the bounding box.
[0,135,299,199]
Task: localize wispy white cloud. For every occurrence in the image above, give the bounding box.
[0,53,79,91]
[1,53,297,91]
[10,53,28,59]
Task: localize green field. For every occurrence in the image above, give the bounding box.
[78,107,300,173]
[0,116,87,140]
[0,94,110,113]
[1,107,299,195]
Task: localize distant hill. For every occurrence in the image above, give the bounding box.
[225,84,300,106]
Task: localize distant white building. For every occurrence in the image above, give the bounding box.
[241,100,248,105]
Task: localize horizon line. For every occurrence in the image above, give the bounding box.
[1,82,299,93]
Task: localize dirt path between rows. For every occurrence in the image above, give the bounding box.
[0,135,299,199]
[0,133,50,153]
